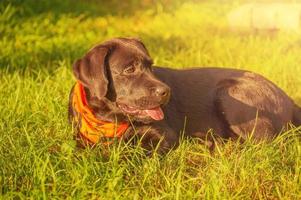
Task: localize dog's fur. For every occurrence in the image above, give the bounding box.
[69,37,301,153]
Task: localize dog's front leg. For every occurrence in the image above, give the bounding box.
[123,122,178,155]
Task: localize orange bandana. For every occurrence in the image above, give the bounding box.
[72,82,129,144]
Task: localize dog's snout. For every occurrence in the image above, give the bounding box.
[150,85,170,98]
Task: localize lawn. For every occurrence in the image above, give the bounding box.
[0,0,301,199]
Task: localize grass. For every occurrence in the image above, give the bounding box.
[1,0,301,199]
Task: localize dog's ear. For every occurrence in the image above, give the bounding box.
[73,46,109,99]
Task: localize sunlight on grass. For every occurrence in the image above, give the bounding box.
[0,0,301,199]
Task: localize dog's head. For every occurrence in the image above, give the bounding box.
[73,38,170,123]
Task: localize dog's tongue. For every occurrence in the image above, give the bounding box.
[145,107,164,120]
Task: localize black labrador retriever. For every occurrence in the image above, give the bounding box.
[68,37,301,153]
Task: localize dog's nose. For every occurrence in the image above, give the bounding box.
[151,86,170,98]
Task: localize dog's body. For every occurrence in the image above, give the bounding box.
[68,38,301,153]
[154,67,301,139]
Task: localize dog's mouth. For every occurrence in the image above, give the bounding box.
[117,103,164,121]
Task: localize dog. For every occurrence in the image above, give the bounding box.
[68,37,301,153]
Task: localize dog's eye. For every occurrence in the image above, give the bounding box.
[123,66,135,74]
